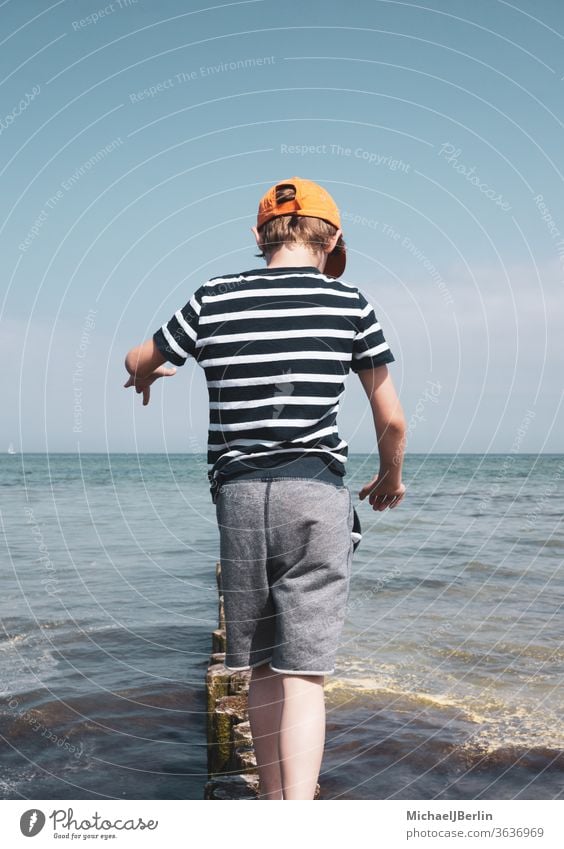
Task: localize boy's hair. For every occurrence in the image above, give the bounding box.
[254,183,346,260]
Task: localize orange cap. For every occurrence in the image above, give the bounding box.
[257,176,346,278]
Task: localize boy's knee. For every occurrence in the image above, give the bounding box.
[282,673,325,685]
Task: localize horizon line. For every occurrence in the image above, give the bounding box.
[4,451,563,456]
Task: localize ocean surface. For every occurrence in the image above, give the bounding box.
[1,453,563,800]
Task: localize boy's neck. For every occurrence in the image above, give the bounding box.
[265,246,326,273]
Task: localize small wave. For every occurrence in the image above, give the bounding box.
[0,618,73,640]
[432,644,564,667]
[0,633,28,649]
[326,674,564,754]
[465,559,493,571]
[326,675,491,723]
[0,764,41,799]
[459,723,564,764]
[455,743,564,771]
[495,642,564,663]
[0,648,59,697]
[518,537,564,549]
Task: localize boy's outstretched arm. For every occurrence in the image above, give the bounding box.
[356,364,407,510]
[123,339,177,406]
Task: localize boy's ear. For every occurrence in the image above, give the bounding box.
[251,225,261,246]
[326,228,343,254]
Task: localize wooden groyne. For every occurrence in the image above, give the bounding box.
[203,561,260,799]
[203,561,321,800]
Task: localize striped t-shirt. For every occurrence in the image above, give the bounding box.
[152,265,395,498]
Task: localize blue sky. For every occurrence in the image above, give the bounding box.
[1,0,563,454]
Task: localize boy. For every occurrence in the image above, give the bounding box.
[124,176,406,800]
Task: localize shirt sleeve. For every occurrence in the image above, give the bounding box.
[350,289,395,372]
[152,286,204,366]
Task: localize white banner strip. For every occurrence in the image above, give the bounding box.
[0,799,561,848]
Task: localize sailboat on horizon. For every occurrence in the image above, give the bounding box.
[7,442,16,455]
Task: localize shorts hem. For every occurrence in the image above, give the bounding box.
[269,664,334,675]
[224,657,273,671]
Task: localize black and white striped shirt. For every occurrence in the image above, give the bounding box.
[152,265,395,493]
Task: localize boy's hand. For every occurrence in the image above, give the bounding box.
[358,474,406,510]
[123,366,177,406]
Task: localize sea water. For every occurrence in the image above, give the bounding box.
[1,453,562,799]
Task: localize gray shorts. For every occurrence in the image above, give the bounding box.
[215,477,354,675]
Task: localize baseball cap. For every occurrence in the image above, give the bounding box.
[256,176,346,278]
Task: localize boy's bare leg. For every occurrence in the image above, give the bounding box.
[278,673,325,800]
[248,663,284,799]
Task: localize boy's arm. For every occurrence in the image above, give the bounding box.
[124,338,167,379]
[123,285,204,404]
[357,365,407,509]
[123,340,176,406]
